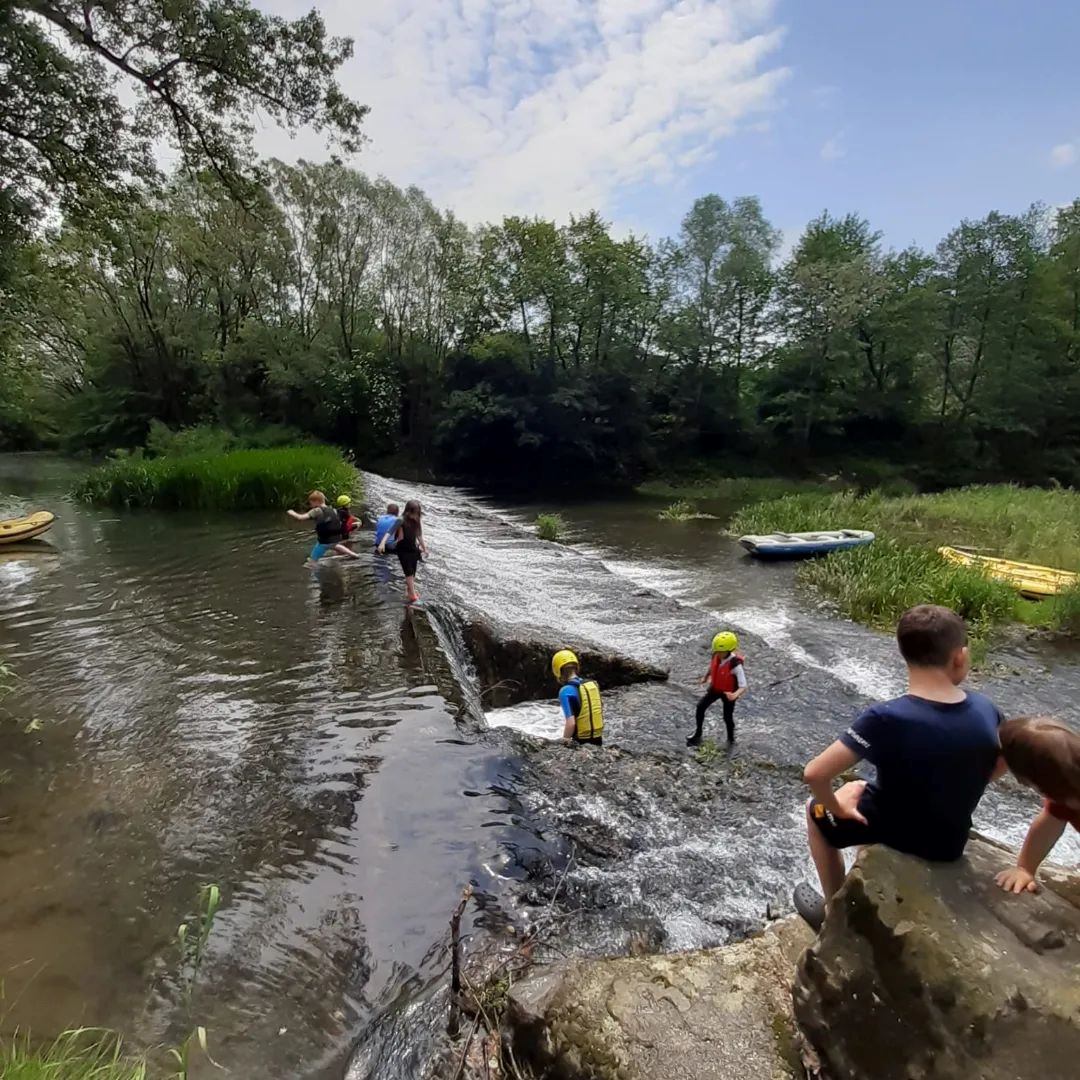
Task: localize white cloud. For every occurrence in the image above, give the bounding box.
[256,1,789,222]
[819,133,845,161]
[1050,142,1078,169]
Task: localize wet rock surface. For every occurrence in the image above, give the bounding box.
[794,835,1080,1080]
[504,917,812,1080]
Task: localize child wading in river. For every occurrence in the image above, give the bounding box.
[287,490,360,563]
[551,649,604,747]
[686,631,747,746]
[379,499,427,603]
[995,716,1080,893]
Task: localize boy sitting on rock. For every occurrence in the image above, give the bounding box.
[794,604,1003,930]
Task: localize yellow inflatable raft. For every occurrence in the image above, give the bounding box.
[0,511,55,545]
[938,546,1078,599]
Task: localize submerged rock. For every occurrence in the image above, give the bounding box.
[504,917,812,1079]
[794,836,1080,1080]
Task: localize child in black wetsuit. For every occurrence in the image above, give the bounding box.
[378,499,427,603]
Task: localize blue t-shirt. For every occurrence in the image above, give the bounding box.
[840,691,1002,861]
[559,679,582,719]
[374,514,399,548]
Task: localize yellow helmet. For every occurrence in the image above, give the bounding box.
[551,649,579,679]
[711,631,738,654]
[336,495,351,508]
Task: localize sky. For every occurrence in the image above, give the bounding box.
[258,0,1080,251]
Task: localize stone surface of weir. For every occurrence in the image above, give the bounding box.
[795,836,1080,1080]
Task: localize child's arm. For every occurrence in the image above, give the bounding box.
[418,524,428,555]
[995,806,1066,893]
[803,741,866,822]
[286,509,311,521]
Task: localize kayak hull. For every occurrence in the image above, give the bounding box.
[740,530,875,560]
[0,511,55,545]
[938,546,1077,599]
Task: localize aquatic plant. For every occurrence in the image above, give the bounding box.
[0,1028,147,1079]
[74,446,358,510]
[800,540,1018,644]
[657,499,697,521]
[535,513,564,542]
[694,738,724,765]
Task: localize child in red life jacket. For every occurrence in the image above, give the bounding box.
[686,631,747,747]
[336,494,360,540]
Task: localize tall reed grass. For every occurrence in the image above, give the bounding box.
[801,540,1019,640]
[74,446,358,510]
[535,513,564,542]
[0,1029,146,1079]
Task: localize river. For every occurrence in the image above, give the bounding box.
[0,455,1076,1078]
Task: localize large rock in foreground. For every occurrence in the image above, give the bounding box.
[505,918,812,1079]
[794,836,1080,1080]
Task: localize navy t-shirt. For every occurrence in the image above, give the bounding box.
[840,691,1002,861]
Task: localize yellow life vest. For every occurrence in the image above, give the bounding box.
[573,679,604,742]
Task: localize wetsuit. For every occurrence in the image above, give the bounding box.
[689,654,746,744]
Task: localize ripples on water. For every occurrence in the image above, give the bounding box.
[2,459,1078,1079]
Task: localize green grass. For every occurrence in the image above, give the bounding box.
[0,1029,146,1079]
[74,446,358,510]
[801,540,1019,650]
[732,484,1080,642]
[657,499,698,521]
[638,475,831,504]
[730,485,1080,569]
[535,513,564,542]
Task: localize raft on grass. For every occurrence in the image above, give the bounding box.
[937,546,1078,599]
[0,511,54,544]
[739,529,875,560]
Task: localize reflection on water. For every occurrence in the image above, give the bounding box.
[0,456,522,1077]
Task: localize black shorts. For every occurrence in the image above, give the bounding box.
[807,795,883,850]
[397,549,420,577]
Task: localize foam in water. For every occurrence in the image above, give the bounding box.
[486,699,562,740]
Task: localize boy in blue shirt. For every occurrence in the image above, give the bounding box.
[795,605,1003,928]
[552,649,604,747]
[373,503,400,553]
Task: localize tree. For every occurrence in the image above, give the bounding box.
[1,1,366,215]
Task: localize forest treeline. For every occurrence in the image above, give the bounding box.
[3,161,1080,491]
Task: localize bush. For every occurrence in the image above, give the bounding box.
[800,540,1018,642]
[535,513,564,542]
[145,420,305,458]
[74,446,358,510]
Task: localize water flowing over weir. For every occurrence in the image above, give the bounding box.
[0,457,1077,1080]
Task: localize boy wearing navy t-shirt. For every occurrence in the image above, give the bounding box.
[795,605,1003,926]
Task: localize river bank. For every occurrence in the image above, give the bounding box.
[2,457,1079,1078]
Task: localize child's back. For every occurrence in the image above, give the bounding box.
[846,691,1000,861]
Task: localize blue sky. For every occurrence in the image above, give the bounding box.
[262,1,1080,251]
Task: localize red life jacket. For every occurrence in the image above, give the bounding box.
[709,653,745,693]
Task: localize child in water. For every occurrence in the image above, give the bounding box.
[995,716,1080,893]
[686,631,747,746]
[374,503,400,553]
[287,490,360,562]
[336,495,360,541]
[552,649,604,747]
[378,499,427,603]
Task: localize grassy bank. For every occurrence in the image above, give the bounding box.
[730,485,1080,641]
[74,446,358,510]
[638,475,832,504]
[0,1029,146,1079]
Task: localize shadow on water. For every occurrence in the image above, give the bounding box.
[1,457,1078,1078]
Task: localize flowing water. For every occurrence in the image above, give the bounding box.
[0,456,1077,1078]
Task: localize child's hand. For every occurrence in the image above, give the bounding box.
[995,866,1039,894]
[834,780,868,824]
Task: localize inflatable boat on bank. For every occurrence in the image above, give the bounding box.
[739,529,875,560]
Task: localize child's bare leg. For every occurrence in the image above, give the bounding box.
[807,802,847,899]
[405,574,418,601]
[334,543,360,559]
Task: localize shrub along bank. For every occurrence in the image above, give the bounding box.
[729,485,1080,642]
[74,445,358,510]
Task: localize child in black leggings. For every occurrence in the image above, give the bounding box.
[687,631,747,746]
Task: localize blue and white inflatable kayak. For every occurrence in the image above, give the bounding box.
[739,529,875,560]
